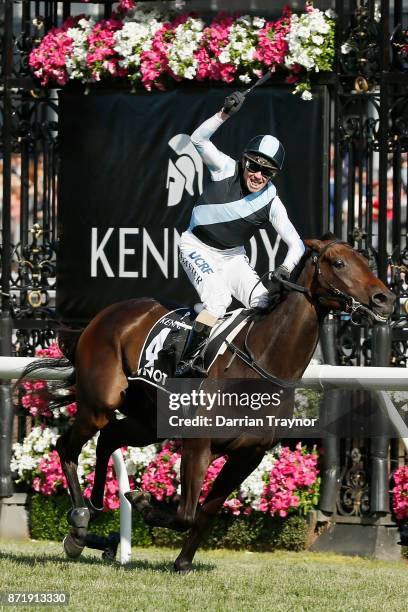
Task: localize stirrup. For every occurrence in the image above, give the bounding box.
[174,321,212,377]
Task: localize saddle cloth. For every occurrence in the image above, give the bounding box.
[128,307,250,390]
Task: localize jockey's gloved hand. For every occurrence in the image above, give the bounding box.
[273,265,290,282]
[222,91,246,116]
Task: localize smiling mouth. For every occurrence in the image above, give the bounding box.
[248,178,263,189]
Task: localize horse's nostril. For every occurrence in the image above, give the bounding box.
[372,292,387,305]
[371,291,395,307]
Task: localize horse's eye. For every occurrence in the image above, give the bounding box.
[333,259,345,269]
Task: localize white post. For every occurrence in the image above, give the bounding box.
[112,449,132,564]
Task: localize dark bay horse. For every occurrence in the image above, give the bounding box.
[20,237,395,571]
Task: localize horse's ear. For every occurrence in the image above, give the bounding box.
[320,231,338,241]
[304,238,324,252]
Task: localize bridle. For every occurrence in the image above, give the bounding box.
[308,240,388,324]
[224,240,388,384]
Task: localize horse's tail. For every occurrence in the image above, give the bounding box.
[16,357,77,411]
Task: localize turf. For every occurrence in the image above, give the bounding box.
[0,540,407,611]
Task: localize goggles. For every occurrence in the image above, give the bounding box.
[244,158,277,180]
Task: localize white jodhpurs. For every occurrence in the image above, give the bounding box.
[179,230,269,319]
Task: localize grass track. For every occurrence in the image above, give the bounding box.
[0,539,407,611]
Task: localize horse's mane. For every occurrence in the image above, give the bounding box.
[249,232,339,320]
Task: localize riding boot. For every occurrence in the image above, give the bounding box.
[175,321,212,377]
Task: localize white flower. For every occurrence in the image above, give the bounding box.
[11,426,59,480]
[218,49,231,64]
[285,8,333,76]
[238,15,251,27]
[239,452,276,509]
[113,19,162,70]
[253,17,265,29]
[167,17,204,79]
[301,90,313,101]
[341,42,352,54]
[297,25,311,39]
[241,47,256,62]
[239,73,252,84]
[125,444,158,476]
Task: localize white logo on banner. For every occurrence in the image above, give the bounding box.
[166,134,204,207]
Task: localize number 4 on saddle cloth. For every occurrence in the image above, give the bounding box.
[128,307,250,390]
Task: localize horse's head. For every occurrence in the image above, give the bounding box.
[304,236,395,322]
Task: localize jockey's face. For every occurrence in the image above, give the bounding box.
[243,158,276,193]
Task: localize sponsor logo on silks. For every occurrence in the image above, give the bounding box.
[188,251,214,274]
[161,317,191,330]
[180,253,203,286]
[130,366,168,387]
[166,134,204,207]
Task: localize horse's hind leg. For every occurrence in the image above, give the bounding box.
[174,447,265,573]
[56,408,110,558]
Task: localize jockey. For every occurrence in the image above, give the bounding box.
[176,91,305,377]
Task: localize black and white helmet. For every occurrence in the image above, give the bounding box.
[243,135,285,171]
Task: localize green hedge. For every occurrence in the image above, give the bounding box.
[29,494,310,552]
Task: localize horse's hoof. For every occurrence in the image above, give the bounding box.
[125,489,151,511]
[63,533,84,559]
[173,559,193,574]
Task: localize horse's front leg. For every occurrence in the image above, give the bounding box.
[126,438,212,532]
[174,446,265,573]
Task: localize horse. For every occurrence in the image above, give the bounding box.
[19,236,395,571]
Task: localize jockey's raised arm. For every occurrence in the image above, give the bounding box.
[190,112,234,176]
[176,91,305,377]
[269,196,306,274]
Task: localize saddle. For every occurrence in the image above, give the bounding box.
[128,307,250,390]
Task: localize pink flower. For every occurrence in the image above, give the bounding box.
[141,441,181,501]
[33,450,68,495]
[140,22,176,90]
[254,9,291,70]
[20,341,71,422]
[116,0,136,13]
[223,498,243,516]
[260,444,319,517]
[392,466,408,520]
[86,18,124,81]
[199,456,227,503]
[29,17,84,86]
[66,402,77,416]
[36,342,63,359]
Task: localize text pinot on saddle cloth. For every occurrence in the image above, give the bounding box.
[128,307,249,389]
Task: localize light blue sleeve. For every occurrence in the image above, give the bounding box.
[190,114,236,180]
[269,196,305,272]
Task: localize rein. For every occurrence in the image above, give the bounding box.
[225,240,384,381]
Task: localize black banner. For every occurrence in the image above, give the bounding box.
[57,86,328,322]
